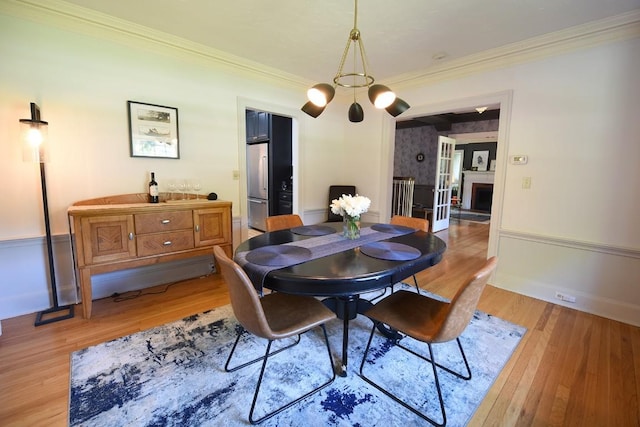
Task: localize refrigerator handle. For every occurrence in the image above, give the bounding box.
[262,155,268,192]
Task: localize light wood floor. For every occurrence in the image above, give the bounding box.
[1,221,638,426]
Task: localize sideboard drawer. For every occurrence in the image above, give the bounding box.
[134,211,193,234]
[136,230,194,256]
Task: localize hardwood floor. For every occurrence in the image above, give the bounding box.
[1,221,638,426]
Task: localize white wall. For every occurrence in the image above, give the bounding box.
[1,3,639,326]
[379,38,640,325]
[0,7,350,318]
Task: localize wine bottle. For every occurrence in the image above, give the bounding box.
[149,172,159,203]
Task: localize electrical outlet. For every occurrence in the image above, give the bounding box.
[555,291,576,303]
[522,177,531,189]
[232,170,240,180]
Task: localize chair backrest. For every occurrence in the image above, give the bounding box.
[265,214,303,232]
[328,185,356,222]
[390,215,429,232]
[213,246,274,339]
[434,257,498,343]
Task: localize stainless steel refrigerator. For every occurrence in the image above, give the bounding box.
[247,142,269,231]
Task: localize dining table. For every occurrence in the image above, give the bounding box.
[234,221,447,375]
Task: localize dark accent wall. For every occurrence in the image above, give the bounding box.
[394,119,499,185]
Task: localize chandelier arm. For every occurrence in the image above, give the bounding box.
[334,33,355,85]
[357,35,372,86]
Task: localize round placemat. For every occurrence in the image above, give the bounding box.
[245,245,312,266]
[371,223,416,234]
[291,225,337,236]
[360,242,421,261]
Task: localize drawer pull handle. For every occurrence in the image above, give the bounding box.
[195,225,200,232]
[163,241,172,246]
[161,219,171,224]
[129,232,134,240]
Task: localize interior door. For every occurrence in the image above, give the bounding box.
[431,136,456,232]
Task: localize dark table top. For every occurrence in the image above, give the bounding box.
[235,222,447,297]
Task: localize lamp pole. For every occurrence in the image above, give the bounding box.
[21,103,75,326]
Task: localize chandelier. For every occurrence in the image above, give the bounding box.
[301,0,410,122]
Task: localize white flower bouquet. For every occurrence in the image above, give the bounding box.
[330,194,371,239]
[330,194,371,219]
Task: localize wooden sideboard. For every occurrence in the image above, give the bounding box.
[68,193,232,318]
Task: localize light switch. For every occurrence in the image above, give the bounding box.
[232,170,240,180]
[522,177,531,189]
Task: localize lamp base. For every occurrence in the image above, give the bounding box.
[35,304,74,326]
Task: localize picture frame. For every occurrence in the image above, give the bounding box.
[128,101,180,159]
[471,150,489,171]
[489,159,496,171]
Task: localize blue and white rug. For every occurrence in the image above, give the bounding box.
[69,285,526,426]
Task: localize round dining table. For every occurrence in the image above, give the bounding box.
[235,221,447,375]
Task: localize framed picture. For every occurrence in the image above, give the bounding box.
[489,159,496,171]
[471,150,489,171]
[128,101,180,159]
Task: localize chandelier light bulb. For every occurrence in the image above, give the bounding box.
[307,83,335,107]
[368,84,396,109]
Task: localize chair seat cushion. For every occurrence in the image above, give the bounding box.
[364,290,450,343]
[261,293,336,339]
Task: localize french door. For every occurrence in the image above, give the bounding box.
[431,136,456,232]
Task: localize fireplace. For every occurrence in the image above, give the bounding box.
[471,183,493,212]
[462,171,494,210]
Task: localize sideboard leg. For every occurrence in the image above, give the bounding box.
[80,269,93,319]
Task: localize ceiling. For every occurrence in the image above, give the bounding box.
[59,0,638,85]
[52,1,637,126]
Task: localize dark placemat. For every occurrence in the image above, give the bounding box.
[360,242,421,261]
[291,225,337,236]
[245,245,312,266]
[371,223,416,234]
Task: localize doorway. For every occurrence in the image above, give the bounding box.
[384,90,512,257]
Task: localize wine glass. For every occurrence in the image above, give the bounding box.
[178,181,187,200]
[184,180,193,199]
[167,181,177,200]
[193,180,202,199]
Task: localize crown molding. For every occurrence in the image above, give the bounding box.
[390,9,640,89]
[0,0,308,88]
[2,1,639,91]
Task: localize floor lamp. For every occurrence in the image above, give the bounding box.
[20,102,75,326]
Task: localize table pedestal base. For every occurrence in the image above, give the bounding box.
[323,295,398,376]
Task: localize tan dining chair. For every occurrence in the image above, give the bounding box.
[359,257,498,427]
[265,214,303,232]
[212,246,336,424]
[390,215,429,292]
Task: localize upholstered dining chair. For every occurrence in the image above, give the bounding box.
[390,215,429,292]
[359,257,498,427]
[212,246,336,424]
[265,214,303,232]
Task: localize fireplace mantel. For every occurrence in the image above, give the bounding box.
[462,171,495,210]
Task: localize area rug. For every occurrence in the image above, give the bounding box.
[69,284,525,426]
[454,213,490,223]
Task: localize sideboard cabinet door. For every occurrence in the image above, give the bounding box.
[194,207,231,247]
[80,215,136,264]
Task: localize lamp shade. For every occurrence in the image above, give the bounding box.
[385,97,410,117]
[368,84,396,109]
[301,101,327,118]
[307,83,335,107]
[348,102,364,122]
[20,118,48,163]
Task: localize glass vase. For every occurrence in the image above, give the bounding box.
[343,214,361,239]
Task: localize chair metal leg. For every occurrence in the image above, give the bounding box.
[248,324,336,424]
[359,322,472,426]
[224,325,301,373]
[412,274,420,293]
